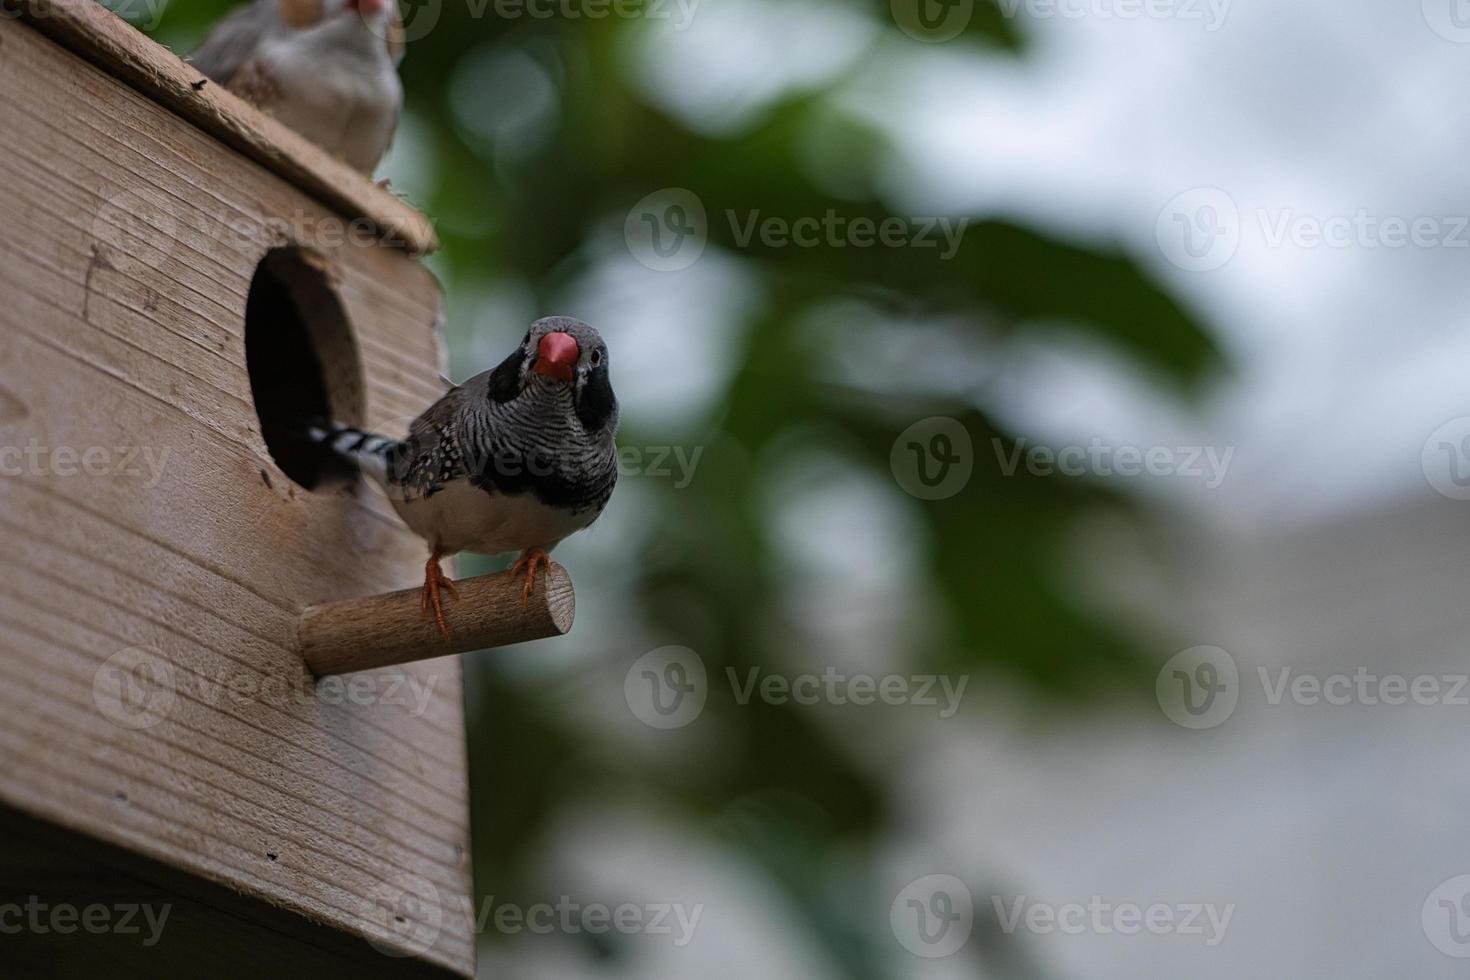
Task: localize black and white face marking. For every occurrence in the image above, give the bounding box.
[487,317,618,434]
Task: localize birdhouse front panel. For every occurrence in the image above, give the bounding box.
[0,9,472,976]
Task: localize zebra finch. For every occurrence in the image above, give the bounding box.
[189,0,404,173]
[311,317,619,638]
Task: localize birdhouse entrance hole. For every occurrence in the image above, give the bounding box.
[245,247,365,490]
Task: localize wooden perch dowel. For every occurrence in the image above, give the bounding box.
[299,565,575,676]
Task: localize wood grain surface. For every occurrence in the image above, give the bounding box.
[8,0,438,255]
[0,15,472,976]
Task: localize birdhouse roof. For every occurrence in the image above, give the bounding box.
[16,0,438,256]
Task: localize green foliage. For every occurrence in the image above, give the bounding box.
[141,0,1219,973]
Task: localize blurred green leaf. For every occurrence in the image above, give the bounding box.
[140,2,1217,975]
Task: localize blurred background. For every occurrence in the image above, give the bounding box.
[121,0,1470,975]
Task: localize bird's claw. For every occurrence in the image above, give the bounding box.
[509,548,552,607]
[420,552,459,641]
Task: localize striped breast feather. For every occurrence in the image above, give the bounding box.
[466,398,618,511]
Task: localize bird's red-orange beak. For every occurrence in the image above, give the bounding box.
[531,331,579,383]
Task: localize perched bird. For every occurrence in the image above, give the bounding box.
[188,0,404,173]
[311,317,619,638]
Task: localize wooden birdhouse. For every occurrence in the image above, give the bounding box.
[0,2,574,975]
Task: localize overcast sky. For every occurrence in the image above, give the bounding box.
[872,0,1470,529]
[378,3,1470,975]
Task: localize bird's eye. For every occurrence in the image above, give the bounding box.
[590,349,602,366]
[522,332,531,345]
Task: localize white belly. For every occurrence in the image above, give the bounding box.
[390,479,598,557]
[257,39,400,170]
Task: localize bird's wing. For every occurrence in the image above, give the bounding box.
[187,0,281,84]
[391,385,473,499]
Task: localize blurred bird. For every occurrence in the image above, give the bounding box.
[189,0,404,173]
[310,317,620,639]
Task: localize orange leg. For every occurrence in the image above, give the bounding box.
[508,547,552,607]
[419,547,460,641]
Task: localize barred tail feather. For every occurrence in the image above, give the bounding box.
[307,422,400,486]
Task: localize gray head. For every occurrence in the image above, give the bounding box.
[487,316,617,434]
